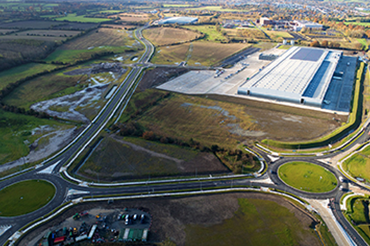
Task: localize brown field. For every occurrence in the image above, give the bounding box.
[51,22,98,30]
[101,24,137,30]
[143,27,200,46]
[59,28,135,50]
[108,12,151,22]
[119,88,344,149]
[224,28,267,40]
[18,193,323,246]
[0,35,67,42]
[77,136,228,181]
[152,41,249,66]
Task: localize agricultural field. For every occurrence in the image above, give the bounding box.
[54,14,110,23]
[342,145,370,182]
[0,180,55,216]
[345,196,370,244]
[185,6,245,12]
[0,39,57,71]
[0,29,17,34]
[108,12,152,23]
[0,63,62,90]
[151,41,248,66]
[76,136,228,181]
[44,28,141,63]
[142,27,200,46]
[0,109,73,165]
[101,24,137,30]
[278,162,337,193]
[118,89,343,150]
[184,25,226,42]
[0,29,82,42]
[0,20,66,29]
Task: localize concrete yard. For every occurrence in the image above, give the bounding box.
[157,46,286,95]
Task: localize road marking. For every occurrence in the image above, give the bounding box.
[36,160,61,174]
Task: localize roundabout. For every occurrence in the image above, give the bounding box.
[278,161,338,193]
[0,180,55,217]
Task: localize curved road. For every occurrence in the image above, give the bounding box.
[0,25,369,246]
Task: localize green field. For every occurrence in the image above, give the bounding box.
[344,22,370,27]
[0,109,72,164]
[0,63,62,90]
[0,180,55,216]
[185,198,321,246]
[265,30,293,39]
[163,4,193,7]
[151,41,248,66]
[278,162,337,193]
[54,13,110,23]
[184,25,226,42]
[345,196,370,244]
[343,145,370,182]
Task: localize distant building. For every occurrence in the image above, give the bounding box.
[258,17,322,31]
[157,17,198,25]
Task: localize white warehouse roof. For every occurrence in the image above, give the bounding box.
[238,46,342,108]
[158,17,198,25]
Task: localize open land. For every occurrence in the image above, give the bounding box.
[279,162,338,193]
[18,193,326,246]
[0,109,75,165]
[0,180,55,216]
[151,41,249,66]
[118,88,343,149]
[0,63,63,90]
[108,13,152,23]
[184,25,226,42]
[224,27,267,40]
[76,135,228,181]
[54,14,110,23]
[142,27,200,46]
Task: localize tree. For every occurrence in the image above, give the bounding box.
[310,40,320,47]
[321,40,329,47]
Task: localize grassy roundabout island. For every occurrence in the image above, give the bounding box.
[0,180,55,217]
[278,162,337,193]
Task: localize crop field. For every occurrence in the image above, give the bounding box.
[0,63,62,90]
[163,4,193,7]
[142,27,200,46]
[0,109,72,164]
[0,35,68,42]
[54,14,110,23]
[0,39,57,71]
[278,162,337,193]
[184,25,226,42]
[108,13,152,22]
[2,71,88,109]
[77,136,227,181]
[151,41,248,66]
[342,145,370,182]
[51,22,98,31]
[101,24,137,30]
[185,197,322,246]
[345,196,370,243]
[0,180,55,216]
[0,20,66,29]
[119,89,341,149]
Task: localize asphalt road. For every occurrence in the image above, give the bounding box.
[0,25,369,246]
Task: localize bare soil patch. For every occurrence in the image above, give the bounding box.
[18,193,320,246]
[143,27,200,46]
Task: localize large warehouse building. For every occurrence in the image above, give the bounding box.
[238,46,357,112]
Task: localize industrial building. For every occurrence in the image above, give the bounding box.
[157,17,198,25]
[238,46,357,112]
[259,17,323,31]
